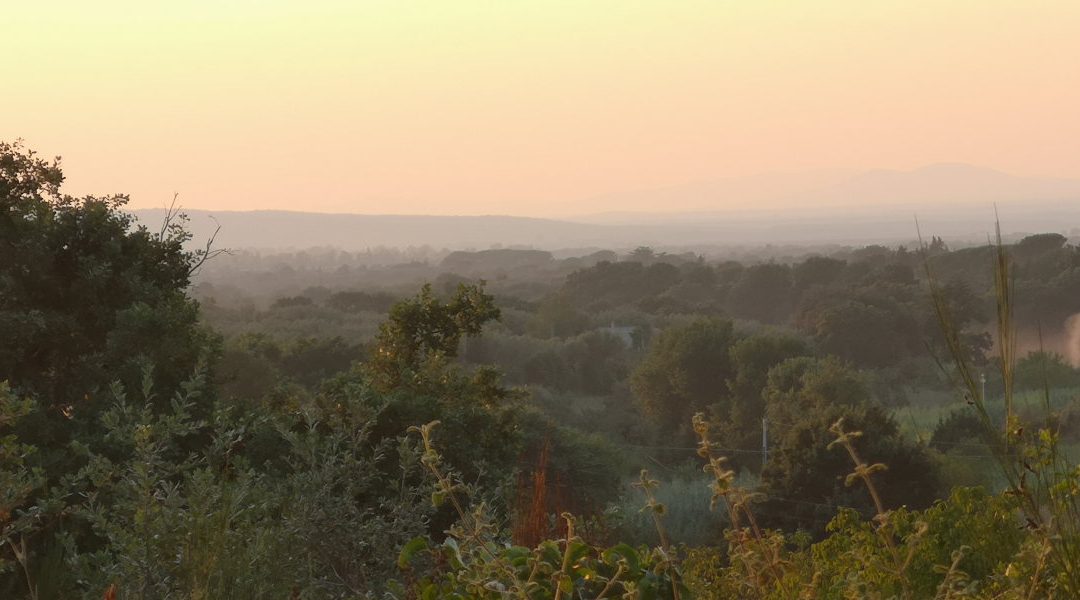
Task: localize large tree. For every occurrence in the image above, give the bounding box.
[0,140,222,596]
[720,331,810,468]
[0,140,218,457]
[729,263,794,324]
[631,318,738,438]
[759,357,942,533]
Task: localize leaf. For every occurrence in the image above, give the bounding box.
[398,536,429,570]
[602,543,641,574]
[442,537,465,570]
[556,572,573,594]
[567,541,590,567]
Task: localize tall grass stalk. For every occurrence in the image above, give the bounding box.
[922,218,1080,595]
[991,216,1017,441]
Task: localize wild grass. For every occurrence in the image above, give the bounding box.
[609,468,745,547]
[898,386,1080,441]
[922,218,1080,596]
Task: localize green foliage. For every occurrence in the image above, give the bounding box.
[1014,351,1080,391]
[609,470,732,548]
[67,369,280,598]
[0,141,221,535]
[396,423,688,600]
[813,298,915,367]
[930,407,985,451]
[792,256,847,291]
[722,332,810,468]
[631,318,737,438]
[369,282,500,389]
[0,140,215,415]
[12,139,1080,598]
[0,382,44,593]
[41,367,434,599]
[216,333,366,399]
[760,357,942,531]
[729,263,793,325]
[527,296,593,339]
[0,140,226,597]
[796,487,1020,598]
[561,260,682,312]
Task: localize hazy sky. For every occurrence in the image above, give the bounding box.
[5,1,1080,216]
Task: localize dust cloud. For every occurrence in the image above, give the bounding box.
[1065,313,1080,367]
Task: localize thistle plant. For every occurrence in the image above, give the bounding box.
[931,547,972,600]
[399,420,686,599]
[692,412,786,597]
[631,469,682,600]
[829,417,926,600]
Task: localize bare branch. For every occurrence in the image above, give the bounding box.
[159,192,181,241]
[187,216,229,277]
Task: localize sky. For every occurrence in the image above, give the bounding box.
[4,1,1080,216]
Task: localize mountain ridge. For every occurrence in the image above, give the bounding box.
[130,164,1080,250]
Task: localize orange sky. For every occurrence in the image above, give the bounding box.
[4,1,1080,216]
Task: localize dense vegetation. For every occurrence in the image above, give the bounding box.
[3,140,1080,598]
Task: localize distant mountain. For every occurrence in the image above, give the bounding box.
[802,163,1080,206]
[131,165,1080,252]
[566,168,857,218]
[130,210,626,251]
[575,164,1080,223]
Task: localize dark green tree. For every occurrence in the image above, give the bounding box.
[527,295,592,339]
[792,255,847,291]
[368,282,499,390]
[729,263,794,324]
[630,318,738,438]
[812,300,911,368]
[720,332,810,468]
[0,140,219,476]
[759,357,942,533]
[1013,350,1080,391]
[0,140,221,597]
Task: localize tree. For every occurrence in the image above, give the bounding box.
[929,407,985,451]
[629,246,657,263]
[368,282,500,389]
[1014,233,1067,258]
[792,255,847,291]
[561,261,680,311]
[0,383,42,586]
[812,300,911,367]
[721,332,810,468]
[527,295,592,339]
[0,140,224,597]
[728,263,794,324]
[0,140,219,481]
[1013,351,1080,391]
[630,318,738,438]
[920,277,992,366]
[345,282,526,509]
[759,357,942,533]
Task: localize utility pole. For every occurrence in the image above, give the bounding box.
[761,417,768,469]
[981,372,987,403]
